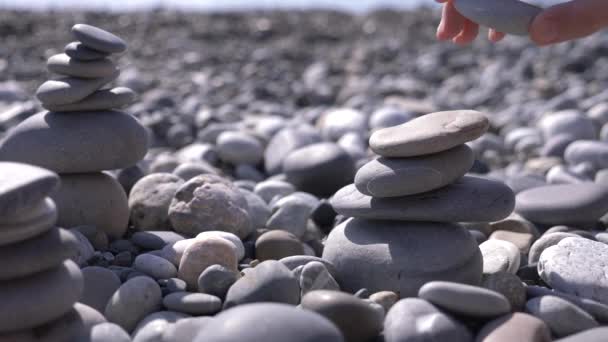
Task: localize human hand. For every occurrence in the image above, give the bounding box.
[436,0,608,46]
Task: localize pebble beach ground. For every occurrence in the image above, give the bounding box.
[1,7,608,342]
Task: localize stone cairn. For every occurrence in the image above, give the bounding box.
[0,24,149,239]
[323,110,517,297]
[0,162,83,337]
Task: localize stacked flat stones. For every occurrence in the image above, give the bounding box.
[0,24,148,239]
[0,162,84,337]
[323,110,516,296]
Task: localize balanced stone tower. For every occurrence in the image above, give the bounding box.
[0,24,149,239]
[323,110,516,297]
[0,162,83,337]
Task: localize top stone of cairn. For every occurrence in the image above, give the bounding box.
[369,110,489,157]
[71,24,127,54]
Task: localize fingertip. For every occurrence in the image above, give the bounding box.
[529,12,559,45]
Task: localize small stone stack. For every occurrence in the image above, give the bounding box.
[0,24,149,239]
[323,110,516,297]
[0,162,83,337]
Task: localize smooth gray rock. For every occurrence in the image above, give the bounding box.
[129,173,184,231]
[554,327,608,342]
[69,229,95,266]
[72,24,127,54]
[255,230,304,261]
[266,195,313,238]
[539,237,608,305]
[565,140,608,170]
[453,0,541,35]
[0,162,59,217]
[331,176,515,222]
[81,266,122,314]
[527,286,608,324]
[299,261,340,296]
[479,239,521,274]
[44,87,136,112]
[254,179,295,203]
[370,110,488,157]
[418,281,511,318]
[223,260,300,309]
[163,292,222,315]
[132,311,189,342]
[104,276,162,333]
[528,232,579,264]
[264,125,322,175]
[131,231,186,250]
[134,253,178,280]
[525,296,598,337]
[301,290,383,342]
[216,131,264,165]
[0,197,57,247]
[89,323,131,342]
[476,313,551,342]
[283,142,356,198]
[47,53,117,78]
[161,317,212,342]
[0,110,149,173]
[384,298,473,342]
[539,110,597,141]
[322,218,482,296]
[193,303,344,342]
[64,41,109,60]
[197,264,239,299]
[239,189,271,229]
[516,183,608,225]
[172,162,218,180]
[318,108,368,141]
[355,144,474,197]
[369,106,416,130]
[279,255,338,280]
[0,260,83,333]
[35,73,117,106]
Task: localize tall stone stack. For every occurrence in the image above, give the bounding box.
[0,24,149,239]
[323,110,516,297]
[0,162,83,337]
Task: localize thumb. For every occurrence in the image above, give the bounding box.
[529,0,608,45]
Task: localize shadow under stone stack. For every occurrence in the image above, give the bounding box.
[323,110,516,297]
[0,24,149,239]
[0,162,84,338]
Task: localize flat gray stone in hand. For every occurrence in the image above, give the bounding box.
[370,110,488,157]
[332,176,515,222]
[539,237,608,305]
[72,24,127,54]
[355,144,474,197]
[47,53,117,79]
[0,161,59,216]
[44,87,136,112]
[453,0,542,36]
[35,72,118,106]
[64,41,109,61]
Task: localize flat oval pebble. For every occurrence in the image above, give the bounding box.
[355,144,474,197]
[0,227,78,280]
[264,125,322,175]
[476,313,551,342]
[539,237,608,305]
[525,295,598,337]
[0,259,83,333]
[370,110,489,157]
[47,53,117,78]
[162,292,222,315]
[216,131,264,165]
[323,218,482,296]
[418,281,511,318]
[178,236,238,290]
[72,24,127,54]
[479,239,521,274]
[197,264,239,299]
[384,298,472,342]
[564,140,608,170]
[134,253,177,280]
[453,0,542,36]
[255,229,304,261]
[35,73,117,106]
[331,176,515,222]
[81,266,122,314]
[0,110,148,173]
[0,197,57,246]
[0,161,59,216]
[527,285,608,324]
[44,87,136,112]
[193,303,344,342]
[104,276,162,333]
[64,41,109,60]
[516,183,608,225]
[301,290,382,342]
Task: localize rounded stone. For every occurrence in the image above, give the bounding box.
[384,298,472,342]
[355,144,474,197]
[216,131,264,165]
[134,253,178,280]
[178,236,238,290]
[482,272,527,311]
[131,231,186,250]
[47,53,117,78]
[196,230,246,261]
[197,264,239,299]
[161,317,213,342]
[419,281,511,318]
[539,110,597,141]
[81,266,122,314]
[131,311,188,342]
[168,174,251,239]
[331,176,515,223]
[322,218,482,296]
[0,227,78,280]
[264,125,322,175]
[479,239,521,274]
[553,327,608,342]
[72,24,127,54]
[528,232,578,264]
[0,259,83,333]
[104,276,162,333]
[163,292,222,315]
[173,162,218,180]
[0,197,57,246]
[52,173,129,239]
[283,142,356,198]
[525,295,598,337]
[564,140,608,170]
[0,161,59,217]
[476,313,551,342]
[516,183,608,225]
[129,173,184,231]
[0,110,149,173]
[370,110,489,157]
[193,303,344,342]
[255,230,305,261]
[35,74,117,107]
[254,179,296,203]
[44,87,136,112]
[64,41,108,60]
[89,323,131,342]
[301,290,382,342]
